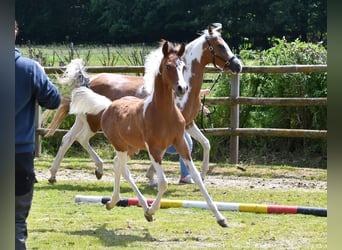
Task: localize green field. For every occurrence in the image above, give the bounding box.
[16,43,156,67]
[27,156,327,249]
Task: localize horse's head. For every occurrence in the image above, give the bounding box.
[204,23,242,74]
[161,41,188,97]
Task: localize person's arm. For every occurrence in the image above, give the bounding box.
[33,61,61,109]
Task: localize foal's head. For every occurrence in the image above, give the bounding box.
[160,41,187,97]
[203,23,242,74]
[143,40,187,97]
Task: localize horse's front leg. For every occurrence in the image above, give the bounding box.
[186,122,210,179]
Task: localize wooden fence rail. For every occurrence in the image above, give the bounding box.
[36,64,327,164]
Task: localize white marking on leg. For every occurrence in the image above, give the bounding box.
[183,158,227,224]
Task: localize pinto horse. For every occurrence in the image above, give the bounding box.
[69,41,228,227]
[46,23,242,183]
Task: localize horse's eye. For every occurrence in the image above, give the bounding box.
[166,65,171,70]
[218,44,226,51]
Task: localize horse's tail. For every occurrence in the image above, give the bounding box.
[57,59,89,88]
[43,96,71,137]
[70,86,112,115]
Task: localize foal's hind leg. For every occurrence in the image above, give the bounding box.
[186,123,210,179]
[105,155,122,210]
[76,126,103,180]
[106,152,150,216]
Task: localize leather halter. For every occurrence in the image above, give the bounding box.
[205,36,236,72]
[78,72,90,88]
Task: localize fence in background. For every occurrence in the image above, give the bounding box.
[35,64,327,164]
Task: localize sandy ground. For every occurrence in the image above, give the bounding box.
[35,163,327,192]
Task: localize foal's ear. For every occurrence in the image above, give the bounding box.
[178,43,186,57]
[162,40,169,56]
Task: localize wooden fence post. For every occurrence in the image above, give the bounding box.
[230,74,240,164]
[35,104,42,157]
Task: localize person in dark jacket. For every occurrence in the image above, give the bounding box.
[15,20,61,250]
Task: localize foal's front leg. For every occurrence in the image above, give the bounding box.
[145,157,168,218]
[185,158,228,227]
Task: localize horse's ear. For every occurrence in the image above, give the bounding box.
[178,43,186,57]
[159,39,167,46]
[208,25,213,35]
[212,23,222,32]
[162,40,169,56]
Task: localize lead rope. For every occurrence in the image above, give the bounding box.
[200,72,222,131]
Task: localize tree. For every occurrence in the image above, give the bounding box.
[15,0,326,49]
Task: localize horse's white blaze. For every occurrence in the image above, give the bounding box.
[176,59,187,90]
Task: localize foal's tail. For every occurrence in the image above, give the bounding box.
[70,87,112,115]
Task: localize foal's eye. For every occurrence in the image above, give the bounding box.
[166,65,171,70]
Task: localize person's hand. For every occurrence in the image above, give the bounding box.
[200,88,210,96]
[201,105,211,115]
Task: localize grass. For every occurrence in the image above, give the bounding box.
[26,156,327,249]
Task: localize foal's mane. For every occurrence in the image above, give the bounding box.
[143,44,164,95]
[143,40,180,95]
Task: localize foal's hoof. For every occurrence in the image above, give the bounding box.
[95,170,103,180]
[105,202,114,210]
[217,219,228,227]
[200,173,206,181]
[48,177,56,184]
[144,212,154,222]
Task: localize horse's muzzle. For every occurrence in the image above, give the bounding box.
[227,57,243,74]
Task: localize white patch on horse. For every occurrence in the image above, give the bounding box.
[176,59,188,96]
[143,95,153,118]
[175,35,204,110]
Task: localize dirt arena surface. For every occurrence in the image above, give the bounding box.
[35,162,327,192]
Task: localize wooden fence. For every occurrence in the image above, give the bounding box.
[35,64,327,164]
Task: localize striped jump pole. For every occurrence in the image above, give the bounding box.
[75,195,327,217]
